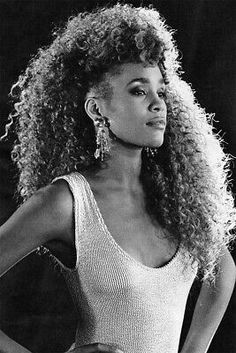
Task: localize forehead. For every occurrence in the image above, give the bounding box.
[107,63,165,88]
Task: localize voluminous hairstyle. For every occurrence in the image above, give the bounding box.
[9,3,235,281]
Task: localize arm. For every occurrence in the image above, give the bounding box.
[180,247,236,353]
[0,180,74,353]
[0,331,32,353]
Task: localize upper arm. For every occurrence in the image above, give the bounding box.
[201,246,236,296]
[0,179,74,277]
[216,246,236,277]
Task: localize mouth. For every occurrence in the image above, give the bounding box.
[146,118,166,130]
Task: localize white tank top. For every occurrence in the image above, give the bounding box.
[51,172,197,353]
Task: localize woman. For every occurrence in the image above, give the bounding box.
[0,3,235,353]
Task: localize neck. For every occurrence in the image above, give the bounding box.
[97,140,143,190]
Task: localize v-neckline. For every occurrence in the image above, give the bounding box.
[77,172,181,272]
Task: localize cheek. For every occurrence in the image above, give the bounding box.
[109,109,140,134]
[106,103,132,128]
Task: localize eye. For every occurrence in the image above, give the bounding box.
[130,88,147,96]
[157,90,166,99]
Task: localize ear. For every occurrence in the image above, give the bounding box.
[84,97,103,123]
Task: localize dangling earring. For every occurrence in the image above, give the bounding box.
[94,117,110,161]
[145,147,158,158]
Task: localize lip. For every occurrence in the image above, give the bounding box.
[146,117,166,129]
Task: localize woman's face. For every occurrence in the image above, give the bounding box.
[101,63,167,148]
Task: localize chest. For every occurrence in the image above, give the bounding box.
[94,190,177,269]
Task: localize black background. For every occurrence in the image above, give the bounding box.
[0,1,235,352]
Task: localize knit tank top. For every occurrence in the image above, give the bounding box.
[51,172,197,353]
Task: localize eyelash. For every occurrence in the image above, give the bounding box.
[130,88,166,99]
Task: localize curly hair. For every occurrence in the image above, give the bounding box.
[8,3,236,281]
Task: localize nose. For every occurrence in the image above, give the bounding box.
[148,93,166,113]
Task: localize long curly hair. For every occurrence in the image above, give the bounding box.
[9,3,235,281]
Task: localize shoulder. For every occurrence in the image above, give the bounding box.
[26,177,74,242]
[0,178,75,271]
[32,178,73,214]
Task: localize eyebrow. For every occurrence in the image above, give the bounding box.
[126,77,165,87]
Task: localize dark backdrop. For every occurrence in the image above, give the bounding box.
[0,1,235,353]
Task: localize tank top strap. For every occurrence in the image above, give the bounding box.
[52,172,98,255]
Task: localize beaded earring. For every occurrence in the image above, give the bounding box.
[145,147,158,158]
[94,117,110,161]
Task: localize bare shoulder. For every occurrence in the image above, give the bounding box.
[35,178,73,216]
[0,179,74,276]
[32,178,74,242]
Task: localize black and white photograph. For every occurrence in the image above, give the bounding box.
[0,1,235,353]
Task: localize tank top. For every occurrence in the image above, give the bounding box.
[51,172,197,353]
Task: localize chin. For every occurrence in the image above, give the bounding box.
[114,133,164,149]
[146,138,164,148]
